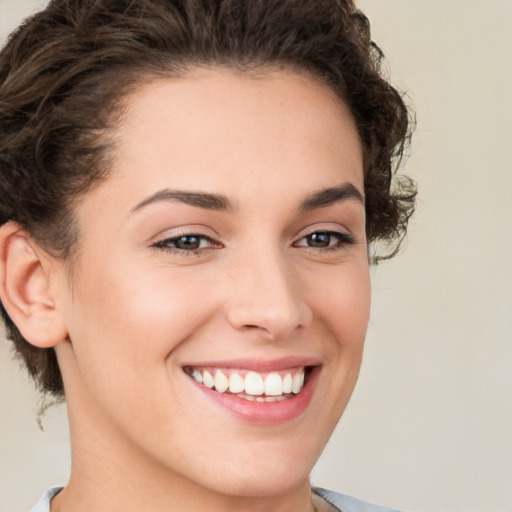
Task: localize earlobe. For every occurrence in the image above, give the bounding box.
[0,221,68,348]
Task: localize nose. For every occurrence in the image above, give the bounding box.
[225,247,313,341]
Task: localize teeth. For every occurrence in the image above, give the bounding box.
[264,372,282,396]
[187,366,307,399]
[202,370,214,389]
[229,372,245,393]
[245,371,264,396]
[292,372,304,394]
[191,369,203,384]
[214,370,229,393]
[282,373,292,393]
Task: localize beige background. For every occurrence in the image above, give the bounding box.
[0,0,511,511]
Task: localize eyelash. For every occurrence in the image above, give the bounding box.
[293,230,354,251]
[152,230,354,256]
[152,234,219,255]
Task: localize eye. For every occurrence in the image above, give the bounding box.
[294,230,353,250]
[152,234,219,253]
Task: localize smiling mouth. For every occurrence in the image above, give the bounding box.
[183,366,309,402]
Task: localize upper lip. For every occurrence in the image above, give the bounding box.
[181,356,321,373]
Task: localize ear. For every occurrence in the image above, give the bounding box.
[0,221,68,348]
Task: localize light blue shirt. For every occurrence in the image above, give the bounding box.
[31,486,404,511]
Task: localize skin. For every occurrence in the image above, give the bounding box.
[5,69,371,511]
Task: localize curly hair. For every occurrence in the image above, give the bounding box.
[0,0,416,397]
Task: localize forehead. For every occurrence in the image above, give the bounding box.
[79,68,364,223]
[116,68,361,182]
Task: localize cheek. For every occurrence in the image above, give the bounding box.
[63,261,213,393]
[308,259,370,407]
[73,258,215,341]
[309,259,371,346]
[61,268,212,436]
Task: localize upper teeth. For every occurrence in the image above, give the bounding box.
[187,367,306,397]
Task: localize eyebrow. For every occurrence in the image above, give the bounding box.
[131,182,363,215]
[131,189,233,213]
[299,183,364,211]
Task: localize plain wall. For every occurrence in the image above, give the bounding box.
[0,1,510,511]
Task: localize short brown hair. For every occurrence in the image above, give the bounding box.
[0,0,416,397]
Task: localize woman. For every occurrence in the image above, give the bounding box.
[0,1,415,511]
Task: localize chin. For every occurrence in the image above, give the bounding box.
[207,459,313,499]
[187,433,325,499]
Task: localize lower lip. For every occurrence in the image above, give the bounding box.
[188,367,320,425]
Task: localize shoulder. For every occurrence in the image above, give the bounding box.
[30,487,63,512]
[314,488,405,512]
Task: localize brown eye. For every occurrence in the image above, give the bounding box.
[305,232,332,248]
[294,230,354,250]
[153,234,218,253]
[173,235,203,250]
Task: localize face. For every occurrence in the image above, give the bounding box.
[55,69,370,500]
